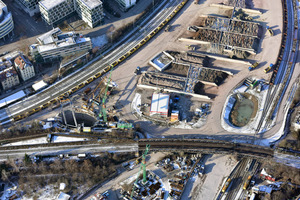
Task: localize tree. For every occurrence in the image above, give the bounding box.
[24,153,31,166]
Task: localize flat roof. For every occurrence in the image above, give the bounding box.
[79,0,102,9]
[0,90,25,108]
[32,80,48,91]
[150,93,170,115]
[38,37,90,52]
[39,0,67,10]
[0,0,5,10]
[37,28,61,45]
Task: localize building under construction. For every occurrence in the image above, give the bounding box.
[138,51,230,99]
[184,15,261,56]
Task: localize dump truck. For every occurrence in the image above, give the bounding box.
[248,62,259,71]
[243,175,252,190]
[264,63,274,73]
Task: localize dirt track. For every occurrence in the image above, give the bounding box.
[109,0,285,141]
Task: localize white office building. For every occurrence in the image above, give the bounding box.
[0,0,14,40]
[39,0,75,25]
[115,0,136,11]
[30,28,92,61]
[15,0,40,16]
[75,0,103,28]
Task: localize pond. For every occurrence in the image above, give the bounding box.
[230,94,257,127]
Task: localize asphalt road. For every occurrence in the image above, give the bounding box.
[0,0,182,123]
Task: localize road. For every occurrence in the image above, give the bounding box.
[0,0,297,145]
[80,152,166,200]
[0,143,138,161]
[0,0,184,123]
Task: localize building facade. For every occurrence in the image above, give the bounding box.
[0,61,20,90]
[75,0,103,28]
[39,0,75,25]
[15,0,40,16]
[30,28,92,62]
[0,0,14,40]
[39,0,103,28]
[115,0,136,11]
[14,55,35,81]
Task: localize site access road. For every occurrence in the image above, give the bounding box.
[0,0,185,124]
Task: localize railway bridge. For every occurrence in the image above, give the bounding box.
[139,139,275,158]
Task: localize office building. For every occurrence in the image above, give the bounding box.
[115,0,136,11]
[15,0,40,16]
[0,0,14,40]
[39,0,75,25]
[75,0,103,28]
[39,0,103,28]
[30,28,92,61]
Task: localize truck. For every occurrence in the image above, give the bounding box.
[222,178,231,192]
[243,175,252,190]
[248,62,259,71]
[264,63,274,73]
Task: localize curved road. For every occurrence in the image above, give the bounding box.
[1,0,298,145]
[0,0,184,123]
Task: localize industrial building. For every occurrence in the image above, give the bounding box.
[39,0,75,25]
[115,0,136,11]
[30,28,92,62]
[38,0,103,28]
[150,93,170,117]
[0,61,20,90]
[75,0,104,28]
[14,55,35,82]
[15,0,40,17]
[0,0,14,40]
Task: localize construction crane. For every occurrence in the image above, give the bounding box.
[99,66,113,123]
[130,144,150,199]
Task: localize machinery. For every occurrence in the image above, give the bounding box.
[266,26,274,36]
[264,63,274,73]
[248,62,259,71]
[186,45,196,51]
[130,144,150,199]
[99,66,113,123]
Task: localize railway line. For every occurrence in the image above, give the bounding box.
[0,0,188,125]
[256,0,298,134]
[138,139,274,158]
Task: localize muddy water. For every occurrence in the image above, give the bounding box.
[236,98,254,125]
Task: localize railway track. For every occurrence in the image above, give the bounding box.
[255,0,298,134]
[139,139,274,158]
[0,0,188,125]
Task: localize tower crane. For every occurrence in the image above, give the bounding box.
[130,144,150,199]
[99,66,113,123]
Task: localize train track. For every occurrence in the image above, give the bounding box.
[139,139,274,158]
[255,0,298,134]
[0,0,188,125]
